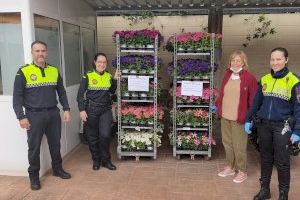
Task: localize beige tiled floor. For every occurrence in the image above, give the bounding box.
[1,135,300,200]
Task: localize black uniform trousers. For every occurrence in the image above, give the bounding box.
[86,104,113,164]
[26,108,62,178]
[257,120,291,192]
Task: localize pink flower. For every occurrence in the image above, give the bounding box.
[194,139,200,146]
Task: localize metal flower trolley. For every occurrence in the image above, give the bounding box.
[115,34,160,161]
[171,33,217,160]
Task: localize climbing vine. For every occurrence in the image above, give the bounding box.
[242,15,276,47]
[122,11,155,26]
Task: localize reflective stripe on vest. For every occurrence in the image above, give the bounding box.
[86,71,111,90]
[21,64,58,88]
[261,72,299,101]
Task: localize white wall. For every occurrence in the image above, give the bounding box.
[221,13,300,81]
[0,0,96,176]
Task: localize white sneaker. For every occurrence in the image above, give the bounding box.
[233,171,248,183]
[218,166,235,177]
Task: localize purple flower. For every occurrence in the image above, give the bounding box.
[167,59,210,76]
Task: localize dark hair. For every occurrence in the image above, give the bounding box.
[94,53,107,62]
[271,47,288,60]
[31,40,47,49]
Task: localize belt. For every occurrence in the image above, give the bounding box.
[26,106,57,112]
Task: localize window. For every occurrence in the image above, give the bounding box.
[82,28,96,73]
[0,13,24,95]
[34,14,61,71]
[63,22,81,87]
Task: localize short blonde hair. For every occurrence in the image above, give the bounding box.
[228,50,249,70]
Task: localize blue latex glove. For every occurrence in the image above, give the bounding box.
[244,122,252,134]
[290,132,300,144]
[210,105,217,113]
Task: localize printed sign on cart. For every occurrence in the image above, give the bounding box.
[128,76,149,91]
[181,81,203,96]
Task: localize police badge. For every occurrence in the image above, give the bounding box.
[262,83,267,91]
[30,74,37,81]
[92,79,98,85]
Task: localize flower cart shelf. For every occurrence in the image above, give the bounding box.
[171,32,218,160]
[121,49,155,53]
[115,31,161,160]
[177,80,210,84]
[121,99,154,103]
[121,126,154,130]
[177,105,209,108]
[177,52,210,56]
[122,75,154,78]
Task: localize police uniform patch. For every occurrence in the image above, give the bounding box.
[92,79,98,85]
[296,85,300,103]
[262,83,267,91]
[30,74,37,81]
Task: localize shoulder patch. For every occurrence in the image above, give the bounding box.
[296,84,300,103]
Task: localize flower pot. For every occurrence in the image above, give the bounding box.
[122,69,129,74]
[139,93,148,100]
[147,146,153,151]
[178,47,184,52]
[130,93,138,100]
[185,122,192,127]
[120,44,127,48]
[129,70,137,74]
[128,45,135,49]
[177,122,184,127]
[147,44,154,49]
[194,122,201,127]
[122,120,128,125]
[147,121,154,126]
[136,44,145,49]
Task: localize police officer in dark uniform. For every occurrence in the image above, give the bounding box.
[13,41,71,190]
[245,47,300,200]
[77,53,118,171]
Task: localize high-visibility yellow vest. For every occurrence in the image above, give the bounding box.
[21,64,58,88]
[261,72,299,101]
[86,71,111,90]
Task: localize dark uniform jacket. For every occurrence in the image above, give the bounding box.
[246,67,300,135]
[13,63,70,120]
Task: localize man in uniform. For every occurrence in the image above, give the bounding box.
[13,40,71,190]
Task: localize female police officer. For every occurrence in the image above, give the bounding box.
[77,53,119,171]
[245,47,300,200]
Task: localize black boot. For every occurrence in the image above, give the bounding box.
[53,168,71,179]
[253,179,271,200]
[29,176,41,190]
[93,160,100,170]
[102,160,116,170]
[278,190,288,200]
